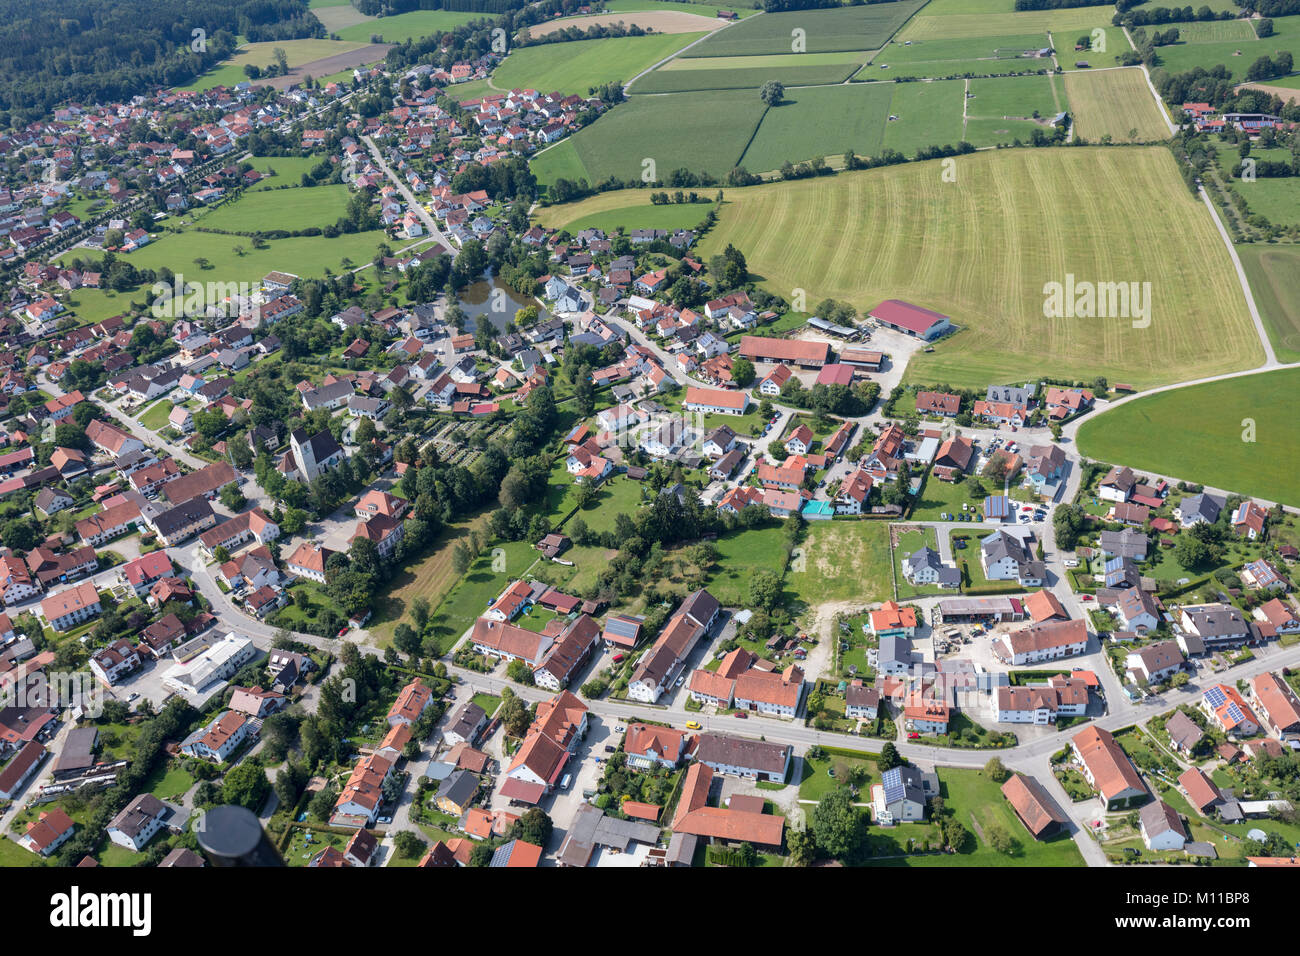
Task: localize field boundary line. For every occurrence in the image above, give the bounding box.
[624,10,754,93]
[1196,185,1277,367]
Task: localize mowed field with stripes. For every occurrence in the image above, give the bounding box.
[692,147,1260,388]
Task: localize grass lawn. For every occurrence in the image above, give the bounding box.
[909,473,987,521]
[950,529,1026,594]
[136,399,175,432]
[1076,367,1300,507]
[682,2,927,56]
[894,526,948,599]
[797,750,878,803]
[421,538,542,655]
[471,692,502,717]
[284,827,350,867]
[144,761,196,802]
[1063,67,1171,143]
[695,147,1261,389]
[492,33,707,95]
[705,526,795,607]
[198,184,355,232]
[563,474,647,534]
[58,228,393,321]
[788,520,893,607]
[551,200,718,236]
[369,510,492,643]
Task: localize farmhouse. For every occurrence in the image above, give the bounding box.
[738,336,830,368]
[992,618,1088,666]
[683,386,750,416]
[1071,726,1147,809]
[1002,773,1069,839]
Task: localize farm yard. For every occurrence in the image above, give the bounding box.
[695,147,1260,388]
[1063,68,1172,143]
[1076,367,1300,508]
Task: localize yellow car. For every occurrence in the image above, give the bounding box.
[685,721,702,730]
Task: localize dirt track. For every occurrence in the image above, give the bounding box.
[525,11,725,36]
[255,43,393,89]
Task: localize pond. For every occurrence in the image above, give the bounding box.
[457,276,547,334]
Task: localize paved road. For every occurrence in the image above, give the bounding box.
[361,135,455,254]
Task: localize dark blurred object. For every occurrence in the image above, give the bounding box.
[195,805,284,867]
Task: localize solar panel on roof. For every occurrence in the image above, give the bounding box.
[1205,686,1227,708]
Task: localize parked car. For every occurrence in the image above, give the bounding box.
[611,653,624,663]
[734,711,748,719]
[685,721,702,730]
[604,744,616,754]
[377,816,392,824]
[907,732,920,739]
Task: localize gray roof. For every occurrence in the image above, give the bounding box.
[986,384,1033,407]
[437,769,479,807]
[695,732,790,774]
[1180,493,1224,523]
[1100,529,1147,559]
[982,529,1030,564]
[151,496,215,538]
[878,634,912,666]
[558,802,661,866]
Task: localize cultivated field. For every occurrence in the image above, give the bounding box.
[527,10,724,36]
[532,88,768,187]
[1076,368,1300,507]
[693,147,1262,388]
[1238,243,1300,364]
[543,199,719,234]
[966,73,1065,119]
[535,188,732,229]
[900,4,1116,41]
[882,80,967,154]
[1064,68,1171,142]
[681,0,927,56]
[335,9,487,42]
[176,38,370,91]
[631,50,868,91]
[866,31,1051,79]
[1147,13,1300,79]
[491,32,707,94]
[604,0,761,17]
[736,83,894,171]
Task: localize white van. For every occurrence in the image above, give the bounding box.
[560,774,572,791]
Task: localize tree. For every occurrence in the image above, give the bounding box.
[759,80,785,106]
[222,762,271,812]
[506,658,535,685]
[511,808,553,847]
[878,742,902,772]
[469,843,494,867]
[731,357,755,388]
[748,568,782,612]
[498,691,533,738]
[786,826,815,866]
[393,830,426,859]
[219,482,245,511]
[985,822,1016,855]
[812,785,861,859]
[984,757,1010,783]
